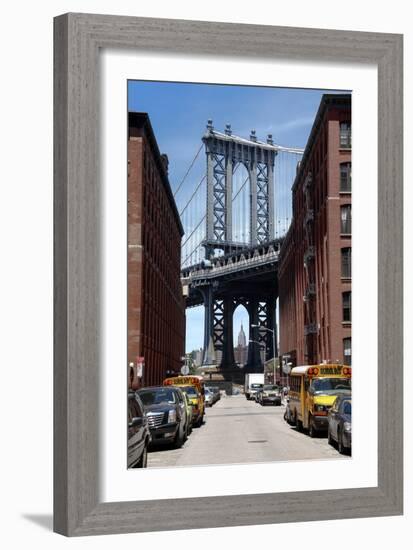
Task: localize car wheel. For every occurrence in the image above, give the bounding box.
[337,428,345,454]
[296,417,303,432]
[196,413,204,427]
[136,445,148,468]
[174,425,184,449]
[308,415,317,438]
[327,426,333,446]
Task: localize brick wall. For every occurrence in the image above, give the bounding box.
[128,113,185,388]
[279,94,351,366]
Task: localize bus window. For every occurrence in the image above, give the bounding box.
[310,378,351,394]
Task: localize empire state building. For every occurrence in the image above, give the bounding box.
[235,323,248,366]
[238,323,247,347]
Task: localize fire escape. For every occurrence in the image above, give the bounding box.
[303,172,317,363]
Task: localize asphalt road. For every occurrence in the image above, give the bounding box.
[147,393,346,468]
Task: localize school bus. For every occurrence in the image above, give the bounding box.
[286,364,351,437]
[163,376,205,427]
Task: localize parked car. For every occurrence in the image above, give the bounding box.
[128,391,150,468]
[179,385,205,427]
[204,387,214,406]
[182,392,193,435]
[327,395,352,454]
[163,376,205,427]
[137,386,188,448]
[206,386,220,403]
[258,384,282,406]
[254,388,263,403]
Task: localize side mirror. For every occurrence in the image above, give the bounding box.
[128,417,143,428]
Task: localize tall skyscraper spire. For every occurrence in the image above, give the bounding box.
[238,323,247,347]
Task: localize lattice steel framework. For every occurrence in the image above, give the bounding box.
[210,154,226,242]
[203,121,277,258]
[212,299,225,351]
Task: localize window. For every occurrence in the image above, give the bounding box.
[340,162,351,192]
[341,204,351,234]
[341,247,351,278]
[343,337,352,365]
[340,121,351,148]
[342,292,351,323]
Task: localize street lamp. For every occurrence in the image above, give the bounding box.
[251,324,277,384]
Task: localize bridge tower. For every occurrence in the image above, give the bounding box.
[200,121,278,372]
[203,120,276,257]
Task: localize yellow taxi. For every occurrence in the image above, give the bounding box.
[163,376,205,427]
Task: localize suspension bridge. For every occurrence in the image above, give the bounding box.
[174,120,304,373]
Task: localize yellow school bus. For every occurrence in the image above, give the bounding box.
[163,376,205,427]
[286,364,351,437]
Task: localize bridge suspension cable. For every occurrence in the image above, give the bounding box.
[181,239,204,267]
[232,174,249,203]
[173,143,204,197]
[179,175,206,217]
[181,214,207,249]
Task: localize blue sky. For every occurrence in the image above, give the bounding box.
[128,81,347,353]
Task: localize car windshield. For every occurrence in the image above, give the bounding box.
[181,386,198,397]
[310,378,351,394]
[263,385,279,391]
[251,384,263,389]
[342,401,352,415]
[138,389,177,406]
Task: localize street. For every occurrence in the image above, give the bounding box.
[148,393,345,468]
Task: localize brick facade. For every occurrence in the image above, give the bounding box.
[128,112,185,388]
[279,94,351,367]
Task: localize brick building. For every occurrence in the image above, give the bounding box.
[128,112,185,388]
[279,94,351,367]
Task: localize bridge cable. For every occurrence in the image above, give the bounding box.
[179,175,206,217]
[181,214,206,249]
[232,174,250,203]
[181,234,206,267]
[173,143,204,197]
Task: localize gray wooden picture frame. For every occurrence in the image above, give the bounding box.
[54,13,403,537]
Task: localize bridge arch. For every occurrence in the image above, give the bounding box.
[232,303,249,368]
[232,162,250,246]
